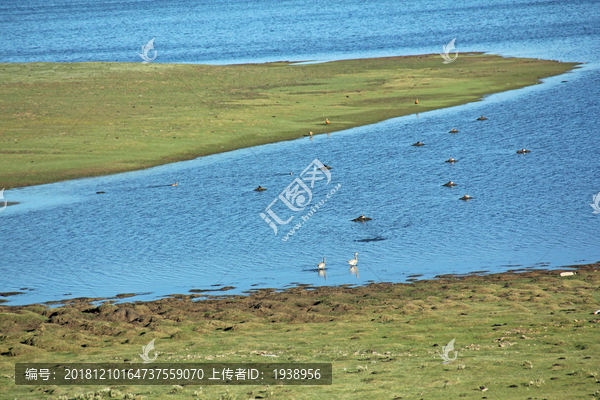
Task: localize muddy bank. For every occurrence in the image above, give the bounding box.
[1,261,597,328]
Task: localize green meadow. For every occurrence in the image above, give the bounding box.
[1,264,599,399]
[0,54,577,189]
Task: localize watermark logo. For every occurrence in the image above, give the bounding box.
[280,182,341,241]
[0,188,7,213]
[260,159,337,239]
[440,38,458,64]
[591,192,600,214]
[439,339,458,364]
[139,339,158,363]
[139,38,157,63]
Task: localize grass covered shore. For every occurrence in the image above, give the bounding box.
[1,54,578,189]
[1,263,599,399]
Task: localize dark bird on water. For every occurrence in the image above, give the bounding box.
[351,215,372,222]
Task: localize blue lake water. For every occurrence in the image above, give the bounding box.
[1,0,599,305]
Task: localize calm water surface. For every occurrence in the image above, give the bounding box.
[1,0,599,305]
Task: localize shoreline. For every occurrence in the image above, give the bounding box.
[0,53,579,189]
[2,261,599,398]
[0,260,592,308]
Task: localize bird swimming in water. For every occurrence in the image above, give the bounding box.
[347,252,358,267]
[459,195,472,200]
[445,158,457,163]
[442,181,457,187]
[412,141,425,146]
[477,116,488,121]
[317,257,326,270]
[516,148,531,154]
[449,129,459,133]
[171,181,178,187]
[254,186,267,191]
[351,215,372,222]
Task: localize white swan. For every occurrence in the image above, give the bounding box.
[317,257,326,270]
[347,252,358,267]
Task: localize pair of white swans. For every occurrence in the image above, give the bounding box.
[317,252,358,269]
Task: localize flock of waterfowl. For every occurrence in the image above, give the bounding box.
[92,115,533,285]
[411,115,531,201]
[133,112,535,287]
[246,114,534,279]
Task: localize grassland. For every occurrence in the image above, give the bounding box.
[0,54,578,189]
[1,262,599,399]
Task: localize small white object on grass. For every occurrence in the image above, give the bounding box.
[559,271,575,277]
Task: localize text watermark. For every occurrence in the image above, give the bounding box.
[16,363,332,385]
